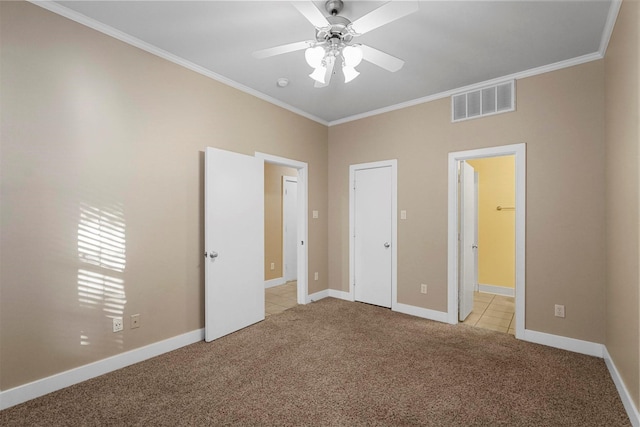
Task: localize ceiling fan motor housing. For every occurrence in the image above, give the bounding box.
[315,16,354,44]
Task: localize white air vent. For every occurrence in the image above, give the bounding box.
[452,80,515,122]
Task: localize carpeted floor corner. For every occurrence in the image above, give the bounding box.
[0,298,630,426]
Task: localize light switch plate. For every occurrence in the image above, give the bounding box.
[312,210,318,219]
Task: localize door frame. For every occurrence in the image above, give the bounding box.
[256,152,308,305]
[349,159,398,307]
[282,175,298,282]
[447,143,525,339]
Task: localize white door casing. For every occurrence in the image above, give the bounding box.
[205,147,265,342]
[459,161,476,321]
[283,176,298,282]
[350,160,397,308]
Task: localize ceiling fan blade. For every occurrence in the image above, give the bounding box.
[252,41,311,59]
[314,56,336,88]
[350,1,418,35]
[292,1,330,28]
[360,45,405,72]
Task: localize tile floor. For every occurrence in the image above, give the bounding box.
[265,281,298,316]
[462,291,515,335]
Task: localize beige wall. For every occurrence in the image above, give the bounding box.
[467,156,515,289]
[0,2,328,391]
[605,0,640,408]
[264,164,297,281]
[329,60,606,343]
[3,0,638,408]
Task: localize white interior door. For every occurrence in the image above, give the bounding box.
[283,177,298,282]
[205,147,264,342]
[459,161,477,321]
[354,166,392,308]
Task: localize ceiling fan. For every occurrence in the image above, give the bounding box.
[252,0,418,87]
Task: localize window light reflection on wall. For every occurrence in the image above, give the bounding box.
[77,202,127,347]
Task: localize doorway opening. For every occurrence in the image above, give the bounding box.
[459,156,516,334]
[257,153,309,317]
[447,144,525,339]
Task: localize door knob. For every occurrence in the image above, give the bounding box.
[472,245,478,249]
[384,242,390,248]
[210,251,219,258]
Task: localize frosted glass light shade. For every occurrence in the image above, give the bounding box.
[342,45,363,67]
[309,66,326,84]
[343,66,360,83]
[305,46,325,68]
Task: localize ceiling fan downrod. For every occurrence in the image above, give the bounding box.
[325,0,344,16]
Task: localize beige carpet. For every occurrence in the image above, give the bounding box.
[1,298,630,426]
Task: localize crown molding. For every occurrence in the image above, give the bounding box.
[28,1,329,127]
[329,51,603,126]
[30,0,618,129]
[599,0,622,56]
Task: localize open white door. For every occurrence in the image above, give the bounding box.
[283,177,298,282]
[205,147,264,342]
[459,161,476,321]
[354,166,393,308]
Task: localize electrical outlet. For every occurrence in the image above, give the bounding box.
[270,262,275,271]
[420,284,427,294]
[113,317,123,332]
[554,304,565,318]
[131,314,140,329]
[314,272,319,281]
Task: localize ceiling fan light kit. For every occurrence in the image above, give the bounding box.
[305,42,363,85]
[252,0,418,88]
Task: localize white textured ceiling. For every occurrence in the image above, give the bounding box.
[50,1,614,124]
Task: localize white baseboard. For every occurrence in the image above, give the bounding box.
[604,346,640,427]
[521,329,603,358]
[307,289,329,302]
[308,293,449,324]
[307,288,352,303]
[478,284,515,297]
[328,289,352,301]
[265,277,286,289]
[0,328,204,411]
[394,302,449,323]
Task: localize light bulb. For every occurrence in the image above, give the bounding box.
[305,46,325,69]
[309,66,326,84]
[343,65,360,83]
[342,45,363,68]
